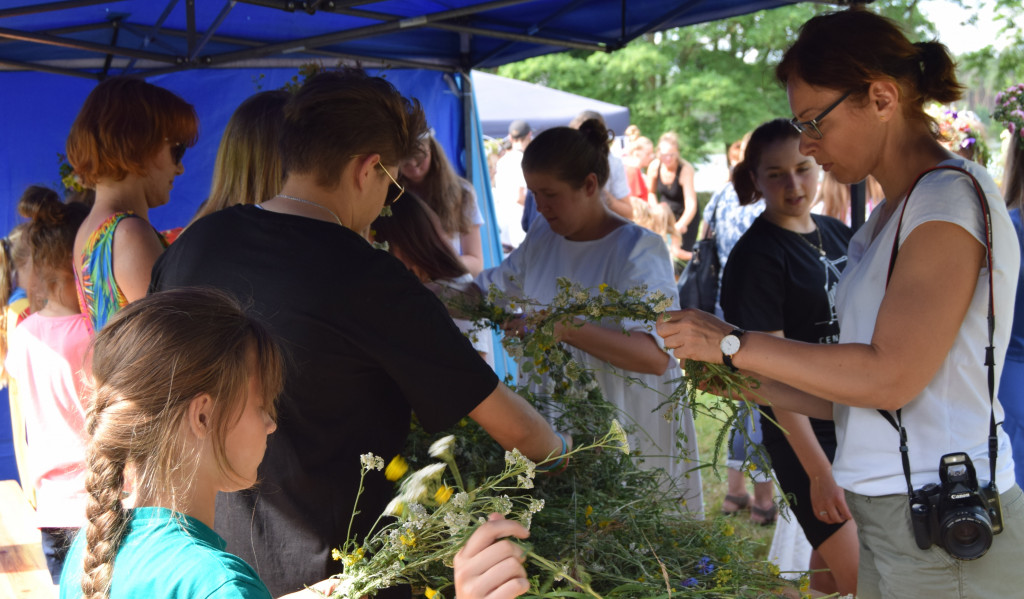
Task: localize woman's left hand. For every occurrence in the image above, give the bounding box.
[656,309,734,364]
[810,471,852,525]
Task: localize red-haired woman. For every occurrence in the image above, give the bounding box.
[67,77,198,331]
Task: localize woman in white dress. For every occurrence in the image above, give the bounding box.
[474,119,703,514]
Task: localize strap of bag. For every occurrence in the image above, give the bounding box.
[877,165,998,496]
[701,190,722,240]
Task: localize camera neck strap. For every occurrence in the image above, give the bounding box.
[878,165,998,498]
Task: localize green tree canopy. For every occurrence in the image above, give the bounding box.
[495,1,944,162]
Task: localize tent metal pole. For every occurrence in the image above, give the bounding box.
[0,57,99,79]
[461,71,474,184]
[186,0,197,59]
[470,0,592,67]
[319,0,538,22]
[0,0,109,19]
[191,1,237,59]
[100,18,121,78]
[206,0,538,65]
[122,0,181,74]
[133,25,456,72]
[0,27,180,63]
[0,21,113,46]
[432,23,609,53]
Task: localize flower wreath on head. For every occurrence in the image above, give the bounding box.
[926,104,991,166]
[994,83,1024,142]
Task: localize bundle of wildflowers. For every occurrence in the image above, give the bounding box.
[326,424,632,599]
[324,281,798,598]
[450,278,771,476]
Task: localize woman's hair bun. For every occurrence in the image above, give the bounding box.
[577,118,611,159]
[914,41,962,105]
[18,185,63,224]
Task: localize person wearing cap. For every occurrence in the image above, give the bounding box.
[493,119,533,251]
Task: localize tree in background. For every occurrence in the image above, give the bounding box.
[496,1,943,162]
[957,0,1024,115]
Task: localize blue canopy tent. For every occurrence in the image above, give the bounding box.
[0,0,826,479]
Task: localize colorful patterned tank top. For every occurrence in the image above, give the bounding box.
[75,212,167,333]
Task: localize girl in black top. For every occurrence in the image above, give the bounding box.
[720,119,857,596]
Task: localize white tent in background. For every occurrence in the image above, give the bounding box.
[473,70,631,138]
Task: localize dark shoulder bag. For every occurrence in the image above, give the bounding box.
[677,199,721,313]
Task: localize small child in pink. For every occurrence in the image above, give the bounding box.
[3,186,91,583]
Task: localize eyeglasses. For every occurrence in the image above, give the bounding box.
[169,142,186,165]
[377,160,405,206]
[790,91,851,140]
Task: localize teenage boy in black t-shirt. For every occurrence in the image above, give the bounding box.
[150,69,566,598]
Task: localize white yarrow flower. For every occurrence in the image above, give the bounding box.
[428,435,456,459]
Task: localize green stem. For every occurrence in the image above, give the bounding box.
[526,549,603,599]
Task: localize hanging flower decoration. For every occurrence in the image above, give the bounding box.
[993,83,1024,143]
[926,104,991,167]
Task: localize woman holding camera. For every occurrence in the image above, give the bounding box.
[657,9,1024,598]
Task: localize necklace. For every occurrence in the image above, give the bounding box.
[796,225,826,257]
[273,194,343,227]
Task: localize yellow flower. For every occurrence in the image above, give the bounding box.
[425,587,437,599]
[585,505,594,516]
[400,532,417,547]
[331,548,343,561]
[599,283,609,293]
[435,484,454,504]
[386,455,409,481]
[342,547,365,567]
[799,576,810,592]
[721,523,734,537]
[767,563,781,577]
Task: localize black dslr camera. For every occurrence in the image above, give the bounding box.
[910,452,1003,560]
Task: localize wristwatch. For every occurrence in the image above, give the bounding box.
[720,328,746,372]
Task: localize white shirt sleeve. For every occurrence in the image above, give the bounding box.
[607,154,630,200]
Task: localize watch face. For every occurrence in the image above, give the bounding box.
[720,334,741,356]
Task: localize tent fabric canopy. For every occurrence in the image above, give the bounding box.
[473,69,630,139]
[0,0,801,77]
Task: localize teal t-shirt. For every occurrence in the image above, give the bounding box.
[59,507,272,599]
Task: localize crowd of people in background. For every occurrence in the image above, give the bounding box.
[2,6,1024,599]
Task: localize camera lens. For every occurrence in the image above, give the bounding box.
[940,511,993,560]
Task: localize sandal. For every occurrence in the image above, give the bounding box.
[750,503,778,526]
[721,493,750,516]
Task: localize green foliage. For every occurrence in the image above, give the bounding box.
[495,1,941,161]
[333,281,797,598]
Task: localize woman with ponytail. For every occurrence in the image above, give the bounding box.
[473,120,703,513]
[658,9,1024,597]
[4,186,90,582]
[721,119,857,593]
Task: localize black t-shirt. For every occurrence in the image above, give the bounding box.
[720,213,852,446]
[150,205,498,597]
